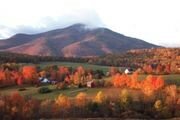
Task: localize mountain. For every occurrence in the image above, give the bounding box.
[0,24,160,57]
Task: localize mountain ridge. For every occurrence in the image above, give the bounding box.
[0,23,160,57]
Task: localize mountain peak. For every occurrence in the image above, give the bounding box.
[69,23,86,27]
[67,23,101,31]
[67,23,87,29]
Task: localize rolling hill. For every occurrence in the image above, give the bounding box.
[89,48,180,69]
[0,24,159,57]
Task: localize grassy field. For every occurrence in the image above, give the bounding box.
[0,85,142,100]
[37,62,112,73]
[0,85,105,100]
[0,74,179,100]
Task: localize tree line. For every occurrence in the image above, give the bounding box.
[0,84,179,119]
[0,63,105,88]
[0,52,88,64]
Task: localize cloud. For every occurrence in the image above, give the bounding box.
[0,0,180,47]
[0,9,105,39]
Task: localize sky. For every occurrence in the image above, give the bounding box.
[0,0,180,47]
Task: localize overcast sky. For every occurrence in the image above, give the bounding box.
[0,0,180,47]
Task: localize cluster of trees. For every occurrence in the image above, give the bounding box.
[89,48,180,74]
[0,52,88,64]
[88,53,147,68]
[112,72,165,96]
[0,63,105,88]
[40,65,104,88]
[0,84,179,119]
[142,63,173,74]
[0,64,39,87]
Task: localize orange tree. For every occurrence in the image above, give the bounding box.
[22,66,38,84]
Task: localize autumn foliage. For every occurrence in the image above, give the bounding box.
[72,66,92,86]
[55,94,71,109]
[75,92,87,107]
[0,63,179,119]
[142,63,173,74]
[94,91,105,103]
[112,72,165,96]
[22,66,38,84]
[0,64,96,87]
[0,69,23,87]
[0,83,179,119]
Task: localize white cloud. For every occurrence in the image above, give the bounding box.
[0,0,179,47]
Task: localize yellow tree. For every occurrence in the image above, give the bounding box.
[77,66,86,85]
[73,66,86,85]
[154,99,163,111]
[141,75,154,96]
[119,89,131,106]
[75,92,87,107]
[73,72,80,85]
[165,85,177,104]
[55,94,71,109]
[94,91,105,104]
[77,66,85,75]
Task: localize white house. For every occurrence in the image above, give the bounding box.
[124,68,133,74]
[124,69,130,74]
[87,80,95,88]
[39,77,50,83]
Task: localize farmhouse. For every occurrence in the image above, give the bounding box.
[39,77,50,83]
[124,68,133,74]
[87,80,95,88]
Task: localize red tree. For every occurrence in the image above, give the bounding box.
[22,66,38,84]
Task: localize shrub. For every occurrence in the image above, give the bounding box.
[78,83,83,88]
[154,99,163,111]
[18,88,27,91]
[38,87,52,94]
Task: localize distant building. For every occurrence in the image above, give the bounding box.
[87,80,95,88]
[39,77,50,83]
[124,68,133,74]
